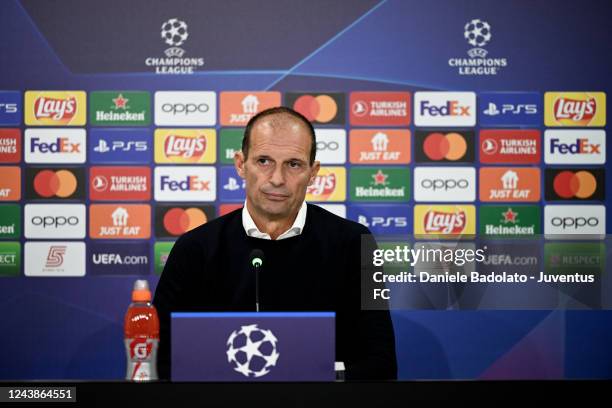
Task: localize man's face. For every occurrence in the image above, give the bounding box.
[235,115,320,220]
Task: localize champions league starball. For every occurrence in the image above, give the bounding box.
[464,19,491,47]
[226,324,280,378]
[161,18,189,47]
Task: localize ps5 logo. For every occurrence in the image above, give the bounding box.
[94,139,148,153]
[483,102,538,116]
[223,177,245,191]
[0,103,18,113]
[358,215,408,228]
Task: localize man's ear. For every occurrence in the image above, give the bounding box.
[234,151,246,178]
[308,160,320,185]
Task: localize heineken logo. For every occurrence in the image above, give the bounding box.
[90,91,151,126]
[350,167,410,202]
[480,205,540,236]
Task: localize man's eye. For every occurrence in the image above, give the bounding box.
[257,158,269,165]
[288,161,301,168]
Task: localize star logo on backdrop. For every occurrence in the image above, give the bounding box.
[112,94,129,110]
[372,169,388,186]
[502,208,518,224]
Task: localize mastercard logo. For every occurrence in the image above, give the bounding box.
[163,207,208,236]
[422,132,468,161]
[551,170,601,199]
[285,93,344,124]
[33,169,78,198]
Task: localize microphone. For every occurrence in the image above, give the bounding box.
[249,249,264,312]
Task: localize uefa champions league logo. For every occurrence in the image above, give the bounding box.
[161,18,189,57]
[448,18,508,75]
[145,17,204,73]
[226,324,280,378]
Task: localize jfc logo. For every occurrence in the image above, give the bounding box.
[415,130,474,163]
[544,92,606,127]
[25,91,86,126]
[414,205,475,237]
[25,167,85,200]
[545,168,604,201]
[349,130,410,164]
[155,205,215,238]
[220,92,281,126]
[414,92,476,126]
[349,92,411,126]
[305,167,346,202]
[479,167,541,202]
[479,130,540,164]
[155,129,216,163]
[285,93,345,125]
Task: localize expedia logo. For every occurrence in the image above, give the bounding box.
[544,205,605,237]
[414,92,476,126]
[545,168,604,201]
[544,130,605,165]
[155,205,214,238]
[25,167,85,200]
[24,204,85,239]
[285,93,345,125]
[415,130,474,163]
[25,91,86,126]
[414,205,475,236]
[544,92,606,127]
[414,167,475,202]
[154,166,216,201]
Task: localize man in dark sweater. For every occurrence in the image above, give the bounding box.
[153,107,397,380]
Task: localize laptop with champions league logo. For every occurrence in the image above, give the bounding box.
[171,312,335,381]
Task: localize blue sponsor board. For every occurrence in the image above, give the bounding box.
[89,128,152,164]
[88,242,150,275]
[478,92,541,127]
[0,91,21,125]
[218,166,246,202]
[347,204,411,235]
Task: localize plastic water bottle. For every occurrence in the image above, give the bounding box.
[125,280,159,381]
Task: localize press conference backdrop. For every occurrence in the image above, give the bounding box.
[0,0,611,379]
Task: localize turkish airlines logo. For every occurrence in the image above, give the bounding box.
[0,129,21,163]
[415,130,474,163]
[479,130,540,164]
[479,167,540,202]
[349,92,411,126]
[545,168,604,201]
[89,167,151,201]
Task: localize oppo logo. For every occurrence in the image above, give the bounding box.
[31,215,80,228]
[551,216,599,229]
[421,178,469,191]
[316,141,339,151]
[161,103,209,115]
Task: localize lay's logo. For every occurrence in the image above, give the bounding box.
[545,92,606,127]
[154,129,216,164]
[414,205,475,237]
[305,167,346,202]
[25,91,86,126]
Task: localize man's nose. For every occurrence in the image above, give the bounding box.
[269,164,285,186]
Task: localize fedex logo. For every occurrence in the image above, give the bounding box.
[154,166,216,201]
[30,137,81,153]
[414,92,476,126]
[25,129,86,163]
[545,130,605,165]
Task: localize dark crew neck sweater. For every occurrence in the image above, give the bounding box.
[153,203,397,380]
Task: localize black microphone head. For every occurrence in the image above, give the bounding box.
[249,249,264,268]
